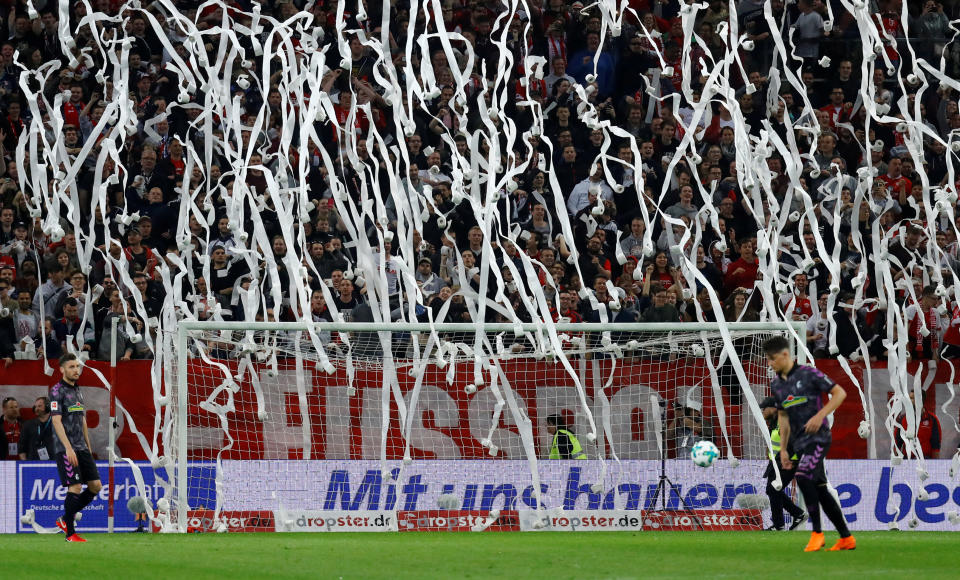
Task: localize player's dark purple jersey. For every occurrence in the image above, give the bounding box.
[49,380,88,453]
[770,363,836,451]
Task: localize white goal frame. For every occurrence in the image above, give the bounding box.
[169,321,804,532]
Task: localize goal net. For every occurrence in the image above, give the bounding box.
[162,321,802,532]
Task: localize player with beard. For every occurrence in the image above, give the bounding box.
[51,353,102,542]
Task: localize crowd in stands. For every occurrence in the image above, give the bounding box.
[0,0,957,370]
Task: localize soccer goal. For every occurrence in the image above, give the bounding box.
[160,321,803,532]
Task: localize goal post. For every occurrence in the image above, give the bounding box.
[164,321,804,532]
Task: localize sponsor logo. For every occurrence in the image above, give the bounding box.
[182,510,275,533]
[782,395,808,408]
[18,461,213,533]
[642,510,763,531]
[519,510,644,531]
[67,403,84,412]
[284,510,397,532]
[398,510,520,532]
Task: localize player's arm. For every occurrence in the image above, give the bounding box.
[805,383,846,433]
[778,410,792,469]
[52,415,77,467]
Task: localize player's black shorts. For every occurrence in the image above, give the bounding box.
[56,449,100,487]
[792,441,830,484]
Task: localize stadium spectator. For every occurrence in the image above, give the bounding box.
[724,239,759,294]
[723,287,760,323]
[781,273,817,321]
[693,246,723,292]
[805,293,832,358]
[2,395,20,460]
[664,185,698,221]
[56,271,89,318]
[566,162,613,216]
[642,282,681,323]
[895,391,941,459]
[904,285,943,360]
[95,288,136,361]
[14,290,39,355]
[53,298,95,355]
[33,265,69,316]
[18,396,54,460]
[37,317,64,359]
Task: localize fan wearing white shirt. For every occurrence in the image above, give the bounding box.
[566,163,613,217]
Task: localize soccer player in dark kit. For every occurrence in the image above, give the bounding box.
[50,353,103,542]
[763,336,856,552]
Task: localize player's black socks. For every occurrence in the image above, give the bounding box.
[64,492,82,535]
[78,489,97,510]
[817,485,851,538]
[797,478,822,533]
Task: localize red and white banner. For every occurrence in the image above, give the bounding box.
[397,510,520,532]
[518,510,645,531]
[180,510,276,533]
[281,510,398,532]
[0,361,159,460]
[0,359,955,461]
[641,510,763,531]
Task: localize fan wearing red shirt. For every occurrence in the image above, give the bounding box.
[878,157,912,197]
[818,87,851,131]
[895,392,941,459]
[332,89,369,142]
[724,238,759,294]
[62,83,85,128]
[3,101,24,150]
[874,1,903,65]
[941,303,960,358]
[553,290,583,324]
[780,272,816,320]
[904,285,942,360]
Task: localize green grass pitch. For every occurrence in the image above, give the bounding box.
[8,531,958,579]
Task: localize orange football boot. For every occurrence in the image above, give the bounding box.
[804,531,825,552]
[827,535,856,551]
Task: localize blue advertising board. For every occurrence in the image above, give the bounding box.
[17,461,215,533]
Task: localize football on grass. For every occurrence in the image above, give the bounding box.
[690,440,720,467]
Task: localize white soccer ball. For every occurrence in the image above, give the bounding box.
[437,493,461,510]
[690,440,720,468]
